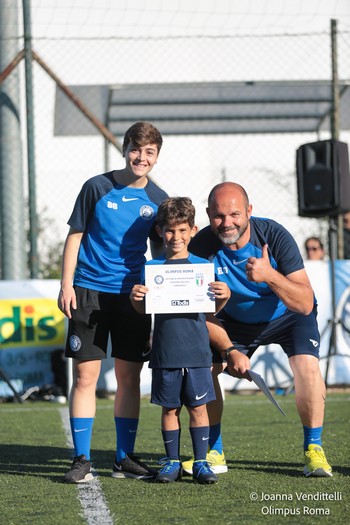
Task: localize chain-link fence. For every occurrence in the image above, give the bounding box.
[1,2,350,278]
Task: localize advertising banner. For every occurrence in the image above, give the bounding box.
[0,280,65,395]
[1,265,350,398]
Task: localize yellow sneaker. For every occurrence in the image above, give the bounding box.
[183,450,228,475]
[303,444,332,477]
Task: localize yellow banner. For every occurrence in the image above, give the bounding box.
[0,298,65,348]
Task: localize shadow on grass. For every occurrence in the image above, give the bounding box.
[226,458,350,477]
[1,445,348,482]
[0,444,162,482]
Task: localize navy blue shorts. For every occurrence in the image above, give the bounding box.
[65,286,152,362]
[151,367,216,408]
[212,307,320,362]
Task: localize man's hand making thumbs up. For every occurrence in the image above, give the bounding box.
[245,243,272,283]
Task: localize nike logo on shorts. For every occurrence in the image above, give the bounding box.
[195,392,208,400]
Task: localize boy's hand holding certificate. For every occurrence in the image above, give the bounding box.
[145,263,216,314]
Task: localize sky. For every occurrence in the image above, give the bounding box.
[29,0,350,38]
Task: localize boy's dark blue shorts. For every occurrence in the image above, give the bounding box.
[212,307,320,362]
[151,367,216,408]
[65,286,151,362]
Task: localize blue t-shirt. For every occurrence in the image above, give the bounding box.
[189,217,305,323]
[146,254,213,368]
[68,171,168,293]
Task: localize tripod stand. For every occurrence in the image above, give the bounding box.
[322,216,350,387]
[0,365,23,403]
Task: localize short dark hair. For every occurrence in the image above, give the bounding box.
[157,197,196,228]
[122,121,163,154]
[304,236,323,250]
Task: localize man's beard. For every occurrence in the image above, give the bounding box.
[216,222,248,246]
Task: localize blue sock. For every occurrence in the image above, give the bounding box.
[70,417,94,460]
[209,423,223,453]
[303,425,323,450]
[115,417,139,462]
[161,429,180,460]
[190,426,210,461]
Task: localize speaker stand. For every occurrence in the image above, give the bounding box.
[321,216,350,387]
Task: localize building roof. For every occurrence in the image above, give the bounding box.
[54,80,350,137]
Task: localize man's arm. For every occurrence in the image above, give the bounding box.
[205,314,251,380]
[246,244,314,315]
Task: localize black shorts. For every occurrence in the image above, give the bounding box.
[65,286,152,362]
[212,307,320,363]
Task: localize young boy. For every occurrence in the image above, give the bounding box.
[58,121,168,483]
[130,197,230,484]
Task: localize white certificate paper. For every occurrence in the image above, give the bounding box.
[248,370,287,416]
[145,263,216,314]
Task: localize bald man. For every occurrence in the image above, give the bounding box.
[183,182,332,478]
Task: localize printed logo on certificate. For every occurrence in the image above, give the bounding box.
[144,263,216,314]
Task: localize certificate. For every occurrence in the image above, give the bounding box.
[145,263,216,314]
[248,370,287,416]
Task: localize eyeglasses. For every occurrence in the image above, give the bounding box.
[306,246,321,251]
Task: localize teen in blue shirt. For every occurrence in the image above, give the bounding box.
[58,122,168,483]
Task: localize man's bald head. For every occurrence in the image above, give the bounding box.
[208,182,249,209]
[206,182,252,248]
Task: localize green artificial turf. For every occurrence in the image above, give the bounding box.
[0,392,349,525]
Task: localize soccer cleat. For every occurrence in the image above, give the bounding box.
[155,458,183,483]
[63,454,93,483]
[183,450,228,475]
[111,453,157,480]
[192,460,218,484]
[303,444,333,477]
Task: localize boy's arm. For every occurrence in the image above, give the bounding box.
[58,227,84,319]
[209,281,231,313]
[129,284,148,314]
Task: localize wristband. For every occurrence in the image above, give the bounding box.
[221,346,235,361]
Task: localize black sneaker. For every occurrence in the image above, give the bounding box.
[111,453,157,479]
[63,454,93,483]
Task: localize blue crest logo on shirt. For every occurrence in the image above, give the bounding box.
[140,205,155,221]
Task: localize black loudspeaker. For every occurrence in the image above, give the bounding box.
[296,139,350,217]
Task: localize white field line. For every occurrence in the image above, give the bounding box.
[59,406,114,525]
